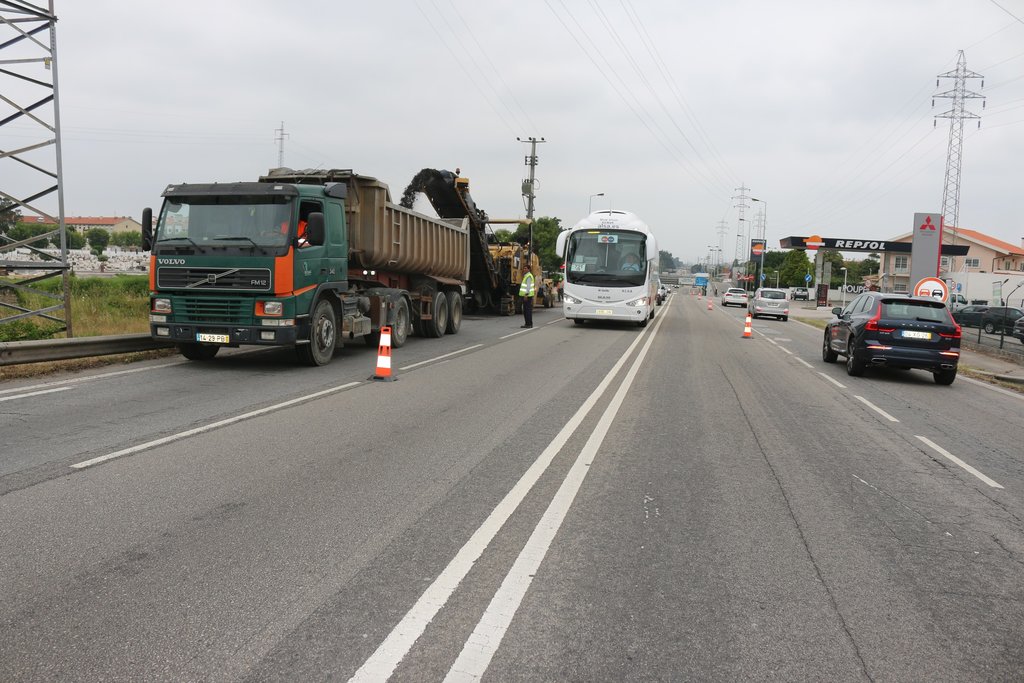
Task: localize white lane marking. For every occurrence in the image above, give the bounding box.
[915,435,1004,489]
[399,345,483,371]
[0,386,72,402]
[499,328,533,339]
[544,318,564,326]
[348,313,661,682]
[854,395,899,422]
[796,358,813,369]
[763,336,778,345]
[444,303,662,681]
[0,361,180,396]
[778,346,793,355]
[960,375,1024,401]
[71,381,362,470]
[817,372,846,389]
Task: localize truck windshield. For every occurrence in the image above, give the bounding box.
[564,229,647,286]
[156,196,294,248]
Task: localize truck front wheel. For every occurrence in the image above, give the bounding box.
[297,299,337,366]
[392,297,410,347]
[179,343,219,361]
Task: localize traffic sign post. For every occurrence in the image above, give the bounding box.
[913,276,949,302]
[804,274,812,283]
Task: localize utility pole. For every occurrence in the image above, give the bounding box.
[733,184,750,285]
[934,50,984,273]
[517,136,545,260]
[274,121,289,168]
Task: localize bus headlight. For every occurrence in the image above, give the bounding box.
[563,293,582,304]
[626,297,647,307]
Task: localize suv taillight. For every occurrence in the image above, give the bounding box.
[865,303,895,333]
[939,310,962,340]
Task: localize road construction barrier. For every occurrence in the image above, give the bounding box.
[371,326,395,381]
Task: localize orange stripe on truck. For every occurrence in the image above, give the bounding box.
[274,251,294,294]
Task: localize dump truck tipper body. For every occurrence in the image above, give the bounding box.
[143,169,475,366]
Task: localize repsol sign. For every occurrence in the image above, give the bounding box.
[831,240,887,250]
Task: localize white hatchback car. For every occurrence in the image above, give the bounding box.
[721,288,748,307]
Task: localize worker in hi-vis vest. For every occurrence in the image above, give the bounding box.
[519,262,536,328]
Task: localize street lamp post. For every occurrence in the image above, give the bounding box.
[589,193,604,214]
[773,270,779,288]
[840,267,848,306]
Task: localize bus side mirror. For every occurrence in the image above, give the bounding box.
[306,212,325,246]
[142,207,153,251]
[555,230,567,257]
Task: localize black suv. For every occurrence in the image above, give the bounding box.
[823,292,961,385]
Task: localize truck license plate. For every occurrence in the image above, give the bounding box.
[196,332,230,344]
[596,309,613,315]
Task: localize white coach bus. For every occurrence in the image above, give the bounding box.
[555,210,659,327]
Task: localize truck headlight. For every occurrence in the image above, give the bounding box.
[152,298,172,314]
[258,300,283,316]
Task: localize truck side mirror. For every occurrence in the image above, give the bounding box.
[306,212,325,246]
[142,207,153,251]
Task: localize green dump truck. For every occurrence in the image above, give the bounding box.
[142,168,489,366]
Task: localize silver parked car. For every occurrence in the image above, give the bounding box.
[748,287,790,321]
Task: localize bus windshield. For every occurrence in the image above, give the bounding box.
[564,229,647,286]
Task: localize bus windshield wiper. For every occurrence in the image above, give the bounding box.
[211,235,268,255]
[574,273,618,282]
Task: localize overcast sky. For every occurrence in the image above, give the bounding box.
[5,0,1023,263]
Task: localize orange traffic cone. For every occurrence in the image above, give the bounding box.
[741,313,753,339]
[707,299,713,310]
[371,326,396,381]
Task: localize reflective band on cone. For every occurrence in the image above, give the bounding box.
[371,326,396,381]
[741,314,753,339]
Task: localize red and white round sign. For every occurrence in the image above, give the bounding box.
[914,277,948,302]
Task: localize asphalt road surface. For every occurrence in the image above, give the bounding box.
[2,295,1023,681]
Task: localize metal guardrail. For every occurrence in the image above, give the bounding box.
[0,334,174,366]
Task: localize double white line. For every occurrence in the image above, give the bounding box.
[351,301,669,681]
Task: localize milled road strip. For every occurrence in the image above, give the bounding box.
[70,381,362,470]
[854,394,900,422]
[0,386,71,402]
[0,361,181,396]
[915,435,1004,489]
[348,301,668,682]
[444,299,664,682]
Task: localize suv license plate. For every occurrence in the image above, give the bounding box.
[197,332,230,343]
[901,330,932,340]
